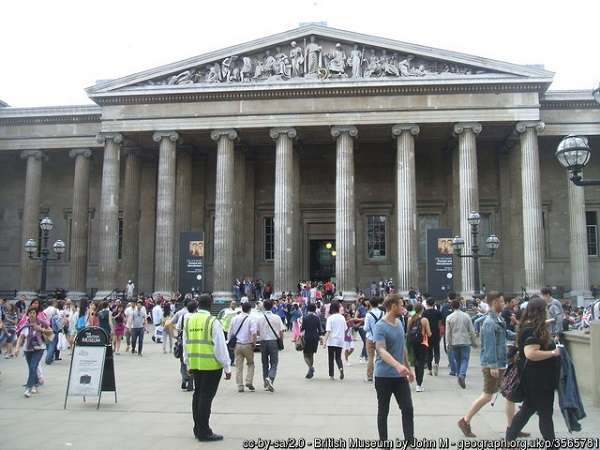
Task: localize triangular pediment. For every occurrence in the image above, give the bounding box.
[87,24,553,98]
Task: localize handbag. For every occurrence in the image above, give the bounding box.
[500,356,527,403]
[57,332,69,352]
[227,316,248,350]
[295,334,305,352]
[263,314,284,351]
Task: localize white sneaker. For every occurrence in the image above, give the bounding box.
[416,385,424,392]
[31,386,38,394]
[24,389,31,398]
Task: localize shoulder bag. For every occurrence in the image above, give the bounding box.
[227,315,248,350]
[263,314,284,350]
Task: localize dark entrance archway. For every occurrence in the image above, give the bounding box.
[309,239,336,282]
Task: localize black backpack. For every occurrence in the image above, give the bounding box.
[407,318,422,345]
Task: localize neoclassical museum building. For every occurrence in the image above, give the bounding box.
[1,24,599,302]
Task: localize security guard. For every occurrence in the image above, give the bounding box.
[185,294,231,441]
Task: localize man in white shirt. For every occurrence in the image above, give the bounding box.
[256,299,283,392]
[151,302,164,343]
[364,297,384,382]
[229,301,257,392]
[43,300,58,321]
[323,300,347,380]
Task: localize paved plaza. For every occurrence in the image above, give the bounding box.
[1,332,599,450]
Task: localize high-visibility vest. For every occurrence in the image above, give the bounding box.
[221,310,237,333]
[185,312,222,371]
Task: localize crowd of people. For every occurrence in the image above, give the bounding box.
[0,284,591,445]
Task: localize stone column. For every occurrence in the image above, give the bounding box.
[95,133,123,300]
[516,121,545,294]
[392,124,420,296]
[67,149,92,299]
[233,148,247,279]
[453,123,482,296]
[567,171,591,304]
[270,127,297,296]
[175,149,193,286]
[121,148,142,288]
[152,131,179,299]
[18,150,44,298]
[332,126,358,300]
[211,129,237,300]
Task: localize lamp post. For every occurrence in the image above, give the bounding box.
[24,217,66,298]
[451,211,500,298]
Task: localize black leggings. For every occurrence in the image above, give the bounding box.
[427,335,441,370]
[375,376,414,442]
[413,343,428,385]
[507,389,556,442]
[328,346,343,377]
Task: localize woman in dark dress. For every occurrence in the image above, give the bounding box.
[98,301,114,339]
[506,296,561,443]
[300,302,323,379]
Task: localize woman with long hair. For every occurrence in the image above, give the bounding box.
[506,296,560,442]
[112,304,125,354]
[16,299,49,333]
[407,303,432,392]
[161,302,174,354]
[14,306,52,397]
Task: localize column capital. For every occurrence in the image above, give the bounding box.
[515,121,545,135]
[96,132,123,145]
[210,129,238,142]
[269,127,297,140]
[20,150,46,161]
[453,122,482,136]
[152,130,179,143]
[69,148,92,159]
[392,124,420,137]
[331,125,358,139]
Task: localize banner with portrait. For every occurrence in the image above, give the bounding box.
[179,231,204,294]
[426,228,454,299]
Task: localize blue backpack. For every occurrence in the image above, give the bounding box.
[76,315,86,332]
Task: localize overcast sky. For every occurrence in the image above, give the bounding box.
[2,0,599,107]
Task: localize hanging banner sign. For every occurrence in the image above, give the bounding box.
[179,231,205,295]
[426,228,454,299]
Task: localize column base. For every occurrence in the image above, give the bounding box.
[94,290,116,301]
[66,291,88,301]
[341,291,358,302]
[15,291,38,301]
[212,291,236,304]
[153,291,174,300]
[567,290,594,307]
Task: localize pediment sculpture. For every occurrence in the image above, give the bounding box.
[139,35,491,88]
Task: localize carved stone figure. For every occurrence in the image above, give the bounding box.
[289,41,304,78]
[364,49,381,78]
[206,62,222,83]
[263,50,277,76]
[168,69,196,85]
[304,35,323,77]
[240,57,253,82]
[398,55,415,77]
[349,44,363,78]
[274,47,291,79]
[222,56,239,82]
[328,43,346,77]
[382,50,399,77]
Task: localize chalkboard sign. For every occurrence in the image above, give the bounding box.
[64,327,117,410]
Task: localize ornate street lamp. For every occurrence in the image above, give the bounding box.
[24,217,66,298]
[555,135,600,186]
[451,211,500,297]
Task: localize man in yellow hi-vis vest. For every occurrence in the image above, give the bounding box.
[184,294,231,442]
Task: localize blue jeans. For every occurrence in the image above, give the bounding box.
[25,349,44,388]
[45,333,58,364]
[448,346,457,375]
[131,327,144,354]
[260,339,279,382]
[451,345,471,378]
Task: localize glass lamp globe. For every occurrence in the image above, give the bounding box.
[452,236,465,252]
[24,239,37,255]
[468,212,481,226]
[555,135,591,172]
[40,217,54,232]
[325,242,333,250]
[53,240,66,254]
[486,234,500,251]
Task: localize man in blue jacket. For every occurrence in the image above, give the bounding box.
[458,291,517,438]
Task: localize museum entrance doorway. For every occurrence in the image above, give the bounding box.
[309,239,336,282]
